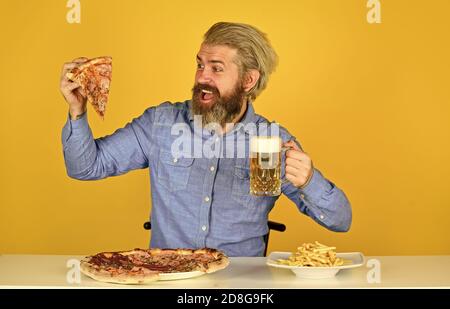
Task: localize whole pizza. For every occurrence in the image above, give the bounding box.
[80,248,230,284]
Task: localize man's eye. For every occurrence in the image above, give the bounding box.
[197,63,204,69]
[213,66,223,72]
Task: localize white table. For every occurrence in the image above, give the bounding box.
[0,255,449,288]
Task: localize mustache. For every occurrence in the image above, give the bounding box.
[191,83,221,98]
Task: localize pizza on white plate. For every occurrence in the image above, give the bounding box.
[80,247,229,284]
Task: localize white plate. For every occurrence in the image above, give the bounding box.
[266,251,365,279]
[158,271,206,281]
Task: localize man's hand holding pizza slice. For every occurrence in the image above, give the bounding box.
[60,56,112,120]
[60,57,89,120]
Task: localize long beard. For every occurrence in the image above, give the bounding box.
[191,82,246,127]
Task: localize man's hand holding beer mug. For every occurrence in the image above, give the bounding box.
[250,137,314,197]
[283,139,314,189]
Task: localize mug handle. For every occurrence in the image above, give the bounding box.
[280,139,302,185]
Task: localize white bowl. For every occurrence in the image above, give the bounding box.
[266,251,365,279]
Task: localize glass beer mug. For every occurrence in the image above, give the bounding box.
[250,136,287,196]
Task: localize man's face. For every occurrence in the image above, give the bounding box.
[192,44,246,127]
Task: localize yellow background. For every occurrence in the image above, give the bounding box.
[1,0,449,255]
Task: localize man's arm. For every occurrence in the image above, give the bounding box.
[61,108,154,180]
[59,57,154,180]
[282,168,352,232]
[279,133,352,232]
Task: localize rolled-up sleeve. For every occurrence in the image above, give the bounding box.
[61,108,155,180]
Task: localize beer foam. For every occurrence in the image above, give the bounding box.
[250,136,281,153]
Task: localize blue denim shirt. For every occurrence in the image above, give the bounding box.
[61,100,351,256]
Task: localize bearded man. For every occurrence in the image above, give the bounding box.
[60,22,351,257]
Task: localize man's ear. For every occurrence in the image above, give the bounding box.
[243,69,260,93]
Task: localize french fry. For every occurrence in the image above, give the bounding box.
[277,241,344,267]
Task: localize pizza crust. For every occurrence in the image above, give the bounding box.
[205,256,230,273]
[196,248,230,273]
[76,56,112,71]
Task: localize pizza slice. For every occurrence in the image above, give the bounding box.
[66,56,112,118]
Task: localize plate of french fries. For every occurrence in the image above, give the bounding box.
[266,241,364,279]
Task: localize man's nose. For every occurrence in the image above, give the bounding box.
[196,68,213,84]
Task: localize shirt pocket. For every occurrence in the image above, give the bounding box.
[231,165,274,209]
[157,150,194,192]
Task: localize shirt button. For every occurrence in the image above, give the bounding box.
[300,194,305,199]
[204,196,210,202]
[201,225,207,231]
[319,215,324,220]
[173,158,178,163]
[210,166,215,172]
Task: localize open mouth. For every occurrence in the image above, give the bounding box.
[200,89,215,103]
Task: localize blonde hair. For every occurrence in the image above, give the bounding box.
[203,22,278,100]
